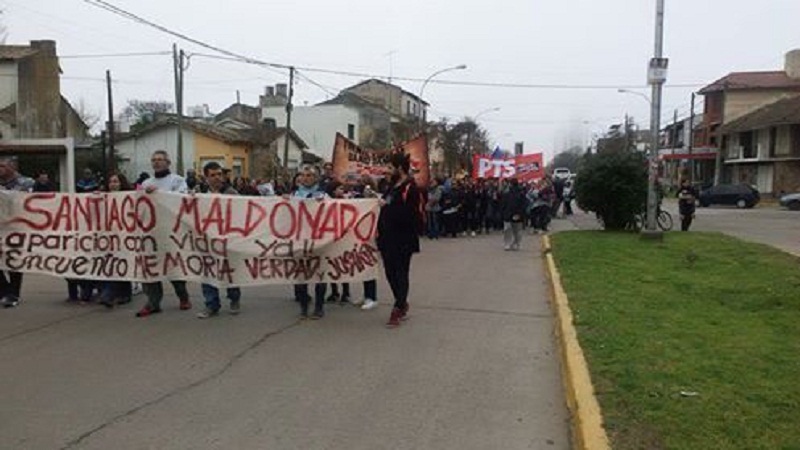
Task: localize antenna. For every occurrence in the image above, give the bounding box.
[383,50,397,83]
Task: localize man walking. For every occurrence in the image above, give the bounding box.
[196,162,242,319]
[0,156,34,308]
[291,165,328,320]
[677,178,698,232]
[135,150,193,317]
[378,153,423,328]
[501,179,528,251]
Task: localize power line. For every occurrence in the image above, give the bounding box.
[80,1,705,92]
[60,51,172,59]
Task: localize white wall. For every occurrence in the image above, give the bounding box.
[0,62,18,111]
[116,126,196,179]
[263,104,358,161]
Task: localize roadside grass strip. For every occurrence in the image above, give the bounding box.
[551,231,800,450]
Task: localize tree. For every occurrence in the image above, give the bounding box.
[574,151,647,231]
[74,98,101,132]
[428,118,490,176]
[122,100,174,128]
[596,117,640,154]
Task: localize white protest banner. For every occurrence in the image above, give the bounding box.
[0,191,381,286]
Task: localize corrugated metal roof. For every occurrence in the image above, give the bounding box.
[699,71,800,94]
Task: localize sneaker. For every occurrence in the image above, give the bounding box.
[361,299,378,310]
[229,301,240,315]
[310,310,325,320]
[179,299,192,311]
[135,306,162,317]
[340,294,351,305]
[2,295,20,308]
[504,246,511,251]
[386,307,402,328]
[100,298,115,309]
[326,293,340,304]
[399,304,410,321]
[196,308,219,319]
[131,283,143,296]
[351,297,365,307]
[471,231,476,237]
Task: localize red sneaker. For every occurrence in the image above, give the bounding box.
[386,307,402,328]
[135,306,162,317]
[179,299,192,311]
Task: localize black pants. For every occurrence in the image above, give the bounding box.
[294,283,326,314]
[680,213,694,231]
[143,280,189,309]
[0,271,23,299]
[381,250,413,310]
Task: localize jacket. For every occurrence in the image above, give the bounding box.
[377,179,423,255]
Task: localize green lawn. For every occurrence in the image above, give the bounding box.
[551,231,800,450]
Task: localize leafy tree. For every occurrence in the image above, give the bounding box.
[428,118,489,175]
[574,151,647,231]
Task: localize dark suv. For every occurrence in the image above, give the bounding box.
[698,184,760,208]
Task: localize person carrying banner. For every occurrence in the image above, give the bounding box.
[135,150,193,318]
[195,162,243,319]
[289,164,329,320]
[378,153,423,328]
[0,156,34,308]
[99,173,134,308]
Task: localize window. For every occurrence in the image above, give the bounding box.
[740,131,756,159]
[769,127,777,157]
[412,102,417,117]
[232,158,244,178]
[406,100,411,115]
[792,125,800,156]
[347,124,355,140]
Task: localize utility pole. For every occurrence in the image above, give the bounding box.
[644,0,667,238]
[283,66,295,171]
[687,92,696,184]
[105,70,115,175]
[173,44,185,175]
[671,109,678,186]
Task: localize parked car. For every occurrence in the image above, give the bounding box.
[698,184,760,208]
[779,192,800,211]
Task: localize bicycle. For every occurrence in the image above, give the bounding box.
[630,208,673,232]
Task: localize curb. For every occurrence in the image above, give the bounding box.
[541,235,610,450]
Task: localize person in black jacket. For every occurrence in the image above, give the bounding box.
[501,179,528,251]
[377,153,422,328]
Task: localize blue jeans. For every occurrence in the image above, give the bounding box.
[201,284,241,312]
[426,211,440,238]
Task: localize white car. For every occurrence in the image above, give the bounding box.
[553,168,572,180]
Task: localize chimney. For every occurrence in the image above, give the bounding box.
[17,40,62,138]
[265,86,275,97]
[276,83,288,98]
[785,49,800,80]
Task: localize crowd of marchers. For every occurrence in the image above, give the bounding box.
[0,151,421,329]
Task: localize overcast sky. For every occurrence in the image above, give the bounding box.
[3,0,800,160]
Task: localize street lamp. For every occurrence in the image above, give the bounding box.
[618,88,652,106]
[418,64,467,131]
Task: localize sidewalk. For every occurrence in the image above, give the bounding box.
[0,232,569,450]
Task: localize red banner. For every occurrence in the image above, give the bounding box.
[472,153,544,182]
[331,133,430,188]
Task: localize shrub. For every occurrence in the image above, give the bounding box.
[574,152,647,231]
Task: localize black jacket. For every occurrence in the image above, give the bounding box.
[377,179,423,255]
[500,186,529,222]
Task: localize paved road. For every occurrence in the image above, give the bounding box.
[0,234,569,450]
[564,201,799,255]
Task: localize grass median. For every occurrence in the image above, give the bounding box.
[551,231,800,450]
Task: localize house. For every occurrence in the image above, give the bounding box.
[657,113,715,186]
[262,87,361,162]
[115,117,252,180]
[698,49,800,190]
[718,95,800,194]
[215,101,316,176]
[0,40,90,192]
[342,78,428,123]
